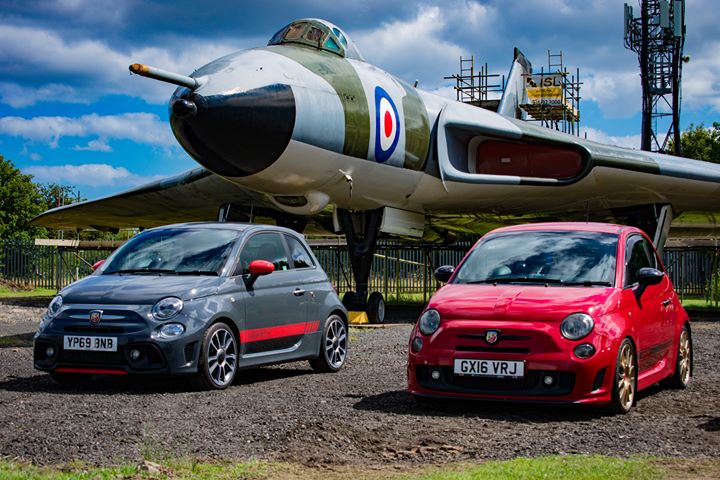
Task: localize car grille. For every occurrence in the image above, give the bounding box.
[416,366,575,397]
[58,309,148,334]
[184,341,197,364]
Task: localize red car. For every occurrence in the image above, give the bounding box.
[407,222,693,413]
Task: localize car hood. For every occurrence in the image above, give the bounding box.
[429,284,620,322]
[60,274,222,305]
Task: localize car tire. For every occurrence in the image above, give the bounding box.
[309,314,347,373]
[193,322,238,390]
[608,338,637,414]
[367,291,385,324]
[667,324,692,389]
[50,372,93,386]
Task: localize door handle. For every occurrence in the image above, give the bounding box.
[662,299,672,307]
[293,288,306,296]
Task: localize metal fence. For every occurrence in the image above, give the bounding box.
[1,240,719,302]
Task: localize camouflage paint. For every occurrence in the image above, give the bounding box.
[399,81,430,171]
[270,46,370,160]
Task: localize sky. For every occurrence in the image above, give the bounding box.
[0,0,718,200]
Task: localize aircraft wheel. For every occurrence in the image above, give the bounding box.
[367,291,385,324]
[341,291,356,310]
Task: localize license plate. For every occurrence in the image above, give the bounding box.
[63,335,117,352]
[453,358,524,378]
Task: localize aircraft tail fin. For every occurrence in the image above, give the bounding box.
[497,48,532,119]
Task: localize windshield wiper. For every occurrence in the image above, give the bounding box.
[175,270,219,276]
[563,280,613,287]
[466,276,564,285]
[492,276,565,284]
[104,268,178,275]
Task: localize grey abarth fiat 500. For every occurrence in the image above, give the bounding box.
[34,223,348,389]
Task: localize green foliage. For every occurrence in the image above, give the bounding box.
[0,155,46,240]
[670,122,720,163]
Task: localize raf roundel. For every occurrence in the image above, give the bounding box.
[374,86,400,163]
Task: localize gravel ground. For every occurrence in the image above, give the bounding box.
[0,302,718,466]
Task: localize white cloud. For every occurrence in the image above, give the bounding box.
[583,70,642,119]
[73,139,112,152]
[24,163,163,188]
[0,82,89,108]
[354,6,468,87]
[0,24,245,106]
[0,113,174,148]
[581,126,641,149]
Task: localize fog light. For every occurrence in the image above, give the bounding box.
[45,346,55,357]
[411,337,423,353]
[574,343,596,359]
[129,348,142,361]
[543,375,554,386]
[431,369,441,381]
[159,323,185,338]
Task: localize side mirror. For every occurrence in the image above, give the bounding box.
[92,259,105,271]
[249,260,275,276]
[434,265,455,283]
[635,267,664,298]
[244,260,274,288]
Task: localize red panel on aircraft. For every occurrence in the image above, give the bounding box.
[476,141,584,179]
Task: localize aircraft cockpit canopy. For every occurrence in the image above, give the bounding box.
[268,19,364,61]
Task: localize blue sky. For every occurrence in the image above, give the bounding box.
[1,0,718,200]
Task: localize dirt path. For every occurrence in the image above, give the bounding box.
[0,304,718,466]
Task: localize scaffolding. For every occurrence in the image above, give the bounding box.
[520,50,582,136]
[445,51,582,136]
[444,56,505,111]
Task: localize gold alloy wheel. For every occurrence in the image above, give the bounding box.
[678,328,691,386]
[617,342,636,412]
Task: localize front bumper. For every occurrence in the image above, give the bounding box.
[33,306,207,376]
[407,320,616,405]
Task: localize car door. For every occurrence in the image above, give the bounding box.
[236,231,308,356]
[622,234,666,372]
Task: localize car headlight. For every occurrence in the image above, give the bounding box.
[560,313,594,340]
[46,295,63,318]
[419,308,441,336]
[152,297,183,321]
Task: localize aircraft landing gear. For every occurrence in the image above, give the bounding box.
[336,208,386,324]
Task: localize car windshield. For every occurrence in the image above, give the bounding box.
[452,230,618,286]
[103,228,240,276]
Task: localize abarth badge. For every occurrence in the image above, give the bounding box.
[89,310,103,325]
[485,329,500,344]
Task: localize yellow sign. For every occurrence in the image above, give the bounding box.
[525,74,563,105]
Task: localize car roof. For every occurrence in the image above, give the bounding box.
[487,222,638,236]
[142,222,305,237]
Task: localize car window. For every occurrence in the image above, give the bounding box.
[285,234,315,269]
[103,228,239,275]
[236,232,290,275]
[452,230,618,286]
[624,236,655,287]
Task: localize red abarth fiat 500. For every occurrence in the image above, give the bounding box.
[407,222,692,413]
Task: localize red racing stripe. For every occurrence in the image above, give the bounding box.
[240,320,321,343]
[54,367,128,375]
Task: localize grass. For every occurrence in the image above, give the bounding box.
[0,286,56,298]
[412,455,662,480]
[0,456,718,480]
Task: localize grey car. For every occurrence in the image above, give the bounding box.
[33,223,349,389]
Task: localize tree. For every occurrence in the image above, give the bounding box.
[0,155,46,240]
[669,122,720,163]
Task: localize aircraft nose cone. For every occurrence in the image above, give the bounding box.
[170,84,296,177]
